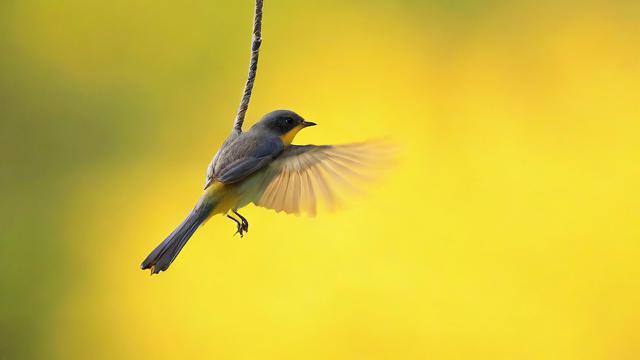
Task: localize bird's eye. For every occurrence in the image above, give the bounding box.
[286,118,294,125]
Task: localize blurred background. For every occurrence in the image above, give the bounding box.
[1,0,639,359]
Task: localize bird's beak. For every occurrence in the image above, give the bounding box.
[302,120,317,127]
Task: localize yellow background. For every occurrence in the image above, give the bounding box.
[1,0,639,359]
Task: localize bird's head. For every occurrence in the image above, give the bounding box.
[253,110,316,145]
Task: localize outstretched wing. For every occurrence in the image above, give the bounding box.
[246,142,391,216]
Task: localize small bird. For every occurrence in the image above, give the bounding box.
[141,110,385,274]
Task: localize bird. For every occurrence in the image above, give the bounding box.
[140,110,387,274]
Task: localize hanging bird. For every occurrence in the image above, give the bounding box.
[140,110,387,274]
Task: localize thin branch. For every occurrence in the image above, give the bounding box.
[233,0,264,132]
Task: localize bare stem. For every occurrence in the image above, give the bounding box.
[233,0,263,132]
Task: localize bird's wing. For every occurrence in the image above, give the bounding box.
[213,137,283,185]
[216,155,275,184]
[247,142,391,216]
[205,130,242,189]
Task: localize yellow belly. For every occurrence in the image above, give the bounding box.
[203,181,241,217]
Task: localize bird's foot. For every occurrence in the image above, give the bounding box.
[226,214,245,238]
[233,210,249,234]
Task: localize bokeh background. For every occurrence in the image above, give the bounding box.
[1,0,639,359]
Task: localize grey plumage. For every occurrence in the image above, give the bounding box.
[205,110,302,188]
[141,198,215,274]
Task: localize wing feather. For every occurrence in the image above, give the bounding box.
[301,169,316,216]
[252,141,391,215]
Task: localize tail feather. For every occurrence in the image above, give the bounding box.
[141,199,214,274]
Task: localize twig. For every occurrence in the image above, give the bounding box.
[233,0,264,132]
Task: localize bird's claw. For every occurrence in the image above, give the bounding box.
[227,211,249,238]
[234,224,245,238]
[240,218,249,234]
[234,210,249,235]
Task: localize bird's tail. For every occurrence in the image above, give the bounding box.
[141,198,215,274]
